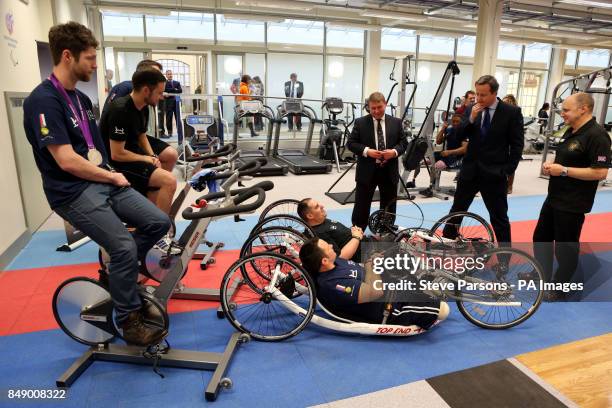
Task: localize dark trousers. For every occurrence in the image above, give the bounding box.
[287,113,302,130]
[54,184,170,324]
[165,105,177,135]
[352,170,398,231]
[157,100,165,134]
[443,176,511,243]
[533,199,585,283]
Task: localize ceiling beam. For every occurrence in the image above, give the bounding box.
[425,0,463,15]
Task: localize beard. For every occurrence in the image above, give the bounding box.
[73,65,92,82]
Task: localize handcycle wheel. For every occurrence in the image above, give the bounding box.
[52,277,116,346]
[249,214,315,239]
[368,210,396,235]
[240,226,307,263]
[429,211,495,251]
[456,247,544,329]
[220,252,316,341]
[258,199,300,223]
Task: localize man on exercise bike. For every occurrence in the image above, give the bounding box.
[102,59,179,173]
[100,70,177,214]
[23,22,169,346]
[299,237,448,329]
[298,198,369,263]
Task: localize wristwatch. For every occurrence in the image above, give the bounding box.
[560,167,568,177]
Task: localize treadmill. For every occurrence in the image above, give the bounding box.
[273,99,332,175]
[232,100,288,176]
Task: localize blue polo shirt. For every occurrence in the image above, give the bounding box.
[23,79,108,209]
[317,258,384,323]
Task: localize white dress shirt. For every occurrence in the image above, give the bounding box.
[363,115,397,158]
[469,98,499,126]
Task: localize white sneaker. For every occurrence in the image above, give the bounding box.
[153,236,182,255]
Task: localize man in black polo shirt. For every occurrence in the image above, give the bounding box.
[102,59,178,172]
[533,92,610,300]
[100,69,177,216]
[298,198,367,263]
[23,22,169,345]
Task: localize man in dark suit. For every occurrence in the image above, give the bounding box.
[284,73,304,131]
[442,75,524,243]
[163,70,182,136]
[347,92,408,230]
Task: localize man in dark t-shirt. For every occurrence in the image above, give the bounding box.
[102,59,178,173]
[99,69,177,215]
[299,237,447,329]
[434,113,468,170]
[534,92,610,301]
[23,22,169,346]
[298,198,367,263]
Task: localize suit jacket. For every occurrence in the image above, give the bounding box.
[164,80,182,110]
[347,114,408,184]
[284,81,304,98]
[460,99,524,182]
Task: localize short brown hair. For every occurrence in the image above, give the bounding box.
[136,59,163,71]
[132,69,167,92]
[48,22,98,66]
[475,75,499,93]
[299,237,324,279]
[368,92,386,104]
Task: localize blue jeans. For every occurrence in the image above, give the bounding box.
[54,183,170,324]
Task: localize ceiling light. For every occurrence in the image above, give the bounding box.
[360,10,426,22]
[326,21,381,31]
[557,0,612,9]
[223,13,285,23]
[501,27,514,32]
[234,1,313,11]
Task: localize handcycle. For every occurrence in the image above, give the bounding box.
[218,201,543,341]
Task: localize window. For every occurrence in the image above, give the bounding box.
[145,12,214,42]
[456,36,475,58]
[379,58,400,112]
[419,35,455,58]
[415,61,453,118]
[267,19,324,52]
[324,55,363,104]
[326,26,364,55]
[102,12,144,42]
[518,70,547,117]
[454,64,475,105]
[565,49,577,68]
[497,41,522,64]
[381,28,417,53]
[578,49,611,68]
[495,67,520,103]
[216,15,265,44]
[157,59,190,93]
[523,43,551,66]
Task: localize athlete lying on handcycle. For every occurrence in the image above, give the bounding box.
[299,237,449,330]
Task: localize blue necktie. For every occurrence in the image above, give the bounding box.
[481,108,491,141]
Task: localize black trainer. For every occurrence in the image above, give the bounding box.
[120,311,166,346]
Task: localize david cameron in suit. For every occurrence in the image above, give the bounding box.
[347,92,408,230]
[443,75,524,243]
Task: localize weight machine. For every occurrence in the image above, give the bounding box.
[540,65,612,178]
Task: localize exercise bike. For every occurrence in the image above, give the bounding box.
[318,97,356,172]
[51,159,271,400]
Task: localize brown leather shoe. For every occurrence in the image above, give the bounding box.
[120,311,166,346]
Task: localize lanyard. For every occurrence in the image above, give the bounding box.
[49,74,95,149]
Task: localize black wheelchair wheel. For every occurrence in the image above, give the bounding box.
[456,247,544,329]
[258,199,301,223]
[249,214,315,239]
[221,252,316,341]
